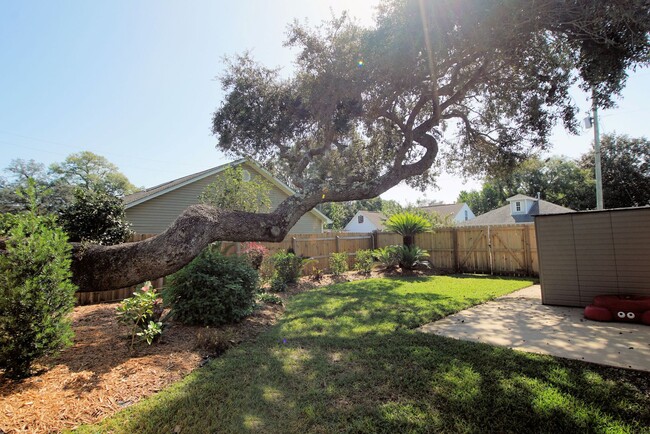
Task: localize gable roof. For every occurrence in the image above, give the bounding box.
[419,203,465,217]
[123,158,331,223]
[358,210,388,230]
[507,194,537,202]
[459,199,574,226]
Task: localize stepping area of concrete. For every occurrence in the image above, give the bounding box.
[418,285,650,372]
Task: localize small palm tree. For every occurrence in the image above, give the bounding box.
[384,212,432,246]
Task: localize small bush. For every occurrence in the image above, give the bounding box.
[0,186,77,379]
[241,242,269,270]
[329,252,349,276]
[374,245,401,270]
[398,245,430,270]
[354,249,375,274]
[195,327,236,356]
[271,251,306,287]
[116,281,164,348]
[257,292,284,305]
[164,245,259,326]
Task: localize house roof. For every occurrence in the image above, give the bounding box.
[123,158,331,223]
[507,194,538,202]
[358,210,388,230]
[419,203,465,217]
[458,199,574,226]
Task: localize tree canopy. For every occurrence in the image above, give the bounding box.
[580,133,650,208]
[12,0,648,292]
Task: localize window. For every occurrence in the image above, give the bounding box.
[515,201,521,212]
[358,215,364,224]
[464,210,468,221]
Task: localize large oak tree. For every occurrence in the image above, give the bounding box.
[36,0,649,291]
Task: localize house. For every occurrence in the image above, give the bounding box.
[343,210,387,233]
[124,158,331,234]
[419,203,475,224]
[458,194,574,226]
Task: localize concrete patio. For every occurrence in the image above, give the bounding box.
[419,285,650,372]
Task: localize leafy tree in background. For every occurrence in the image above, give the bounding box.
[580,133,650,208]
[58,188,133,245]
[199,165,271,213]
[21,0,648,292]
[458,156,595,213]
[0,152,138,214]
[49,151,138,197]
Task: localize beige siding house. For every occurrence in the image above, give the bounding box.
[124,159,330,235]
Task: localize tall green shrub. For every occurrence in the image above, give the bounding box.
[269,250,311,292]
[59,188,132,245]
[0,182,77,378]
[329,252,348,276]
[163,245,259,326]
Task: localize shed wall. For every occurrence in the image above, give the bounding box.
[536,207,650,307]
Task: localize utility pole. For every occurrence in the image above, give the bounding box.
[591,87,604,210]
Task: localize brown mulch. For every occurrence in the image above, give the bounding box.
[0,268,430,433]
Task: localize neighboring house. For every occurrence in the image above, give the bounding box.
[419,203,475,224]
[124,158,331,234]
[343,210,387,233]
[458,194,574,226]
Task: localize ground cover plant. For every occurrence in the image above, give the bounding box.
[75,275,650,433]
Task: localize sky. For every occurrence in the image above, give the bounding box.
[1,0,649,205]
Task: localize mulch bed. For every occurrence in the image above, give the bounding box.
[0,269,426,433]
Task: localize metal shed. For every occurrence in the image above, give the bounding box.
[535,207,650,307]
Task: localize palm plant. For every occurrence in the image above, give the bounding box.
[398,245,430,270]
[384,212,432,246]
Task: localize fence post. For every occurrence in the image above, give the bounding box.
[523,225,531,275]
[291,237,297,254]
[452,228,460,273]
[335,235,340,253]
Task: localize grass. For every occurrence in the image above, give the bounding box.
[74,275,650,433]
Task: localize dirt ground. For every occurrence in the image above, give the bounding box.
[0,270,392,434]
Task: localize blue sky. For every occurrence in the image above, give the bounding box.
[1,0,648,204]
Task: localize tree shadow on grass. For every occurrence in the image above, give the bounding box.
[79,278,650,434]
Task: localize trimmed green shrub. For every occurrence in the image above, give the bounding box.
[398,245,430,270]
[163,245,259,326]
[0,189,77,379]
[373,245,401,270]
[329,252,349,276]
[269,251,308,292]
[59,188,132,245]
[354,249,375,274]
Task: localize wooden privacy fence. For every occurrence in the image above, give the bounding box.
[222,232,375,273]
[76,232,374,305]
[377,224,538,276]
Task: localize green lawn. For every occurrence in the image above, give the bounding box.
[75,275,650,434]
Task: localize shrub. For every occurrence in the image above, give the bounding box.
[373,245,401,270]
[269,251,309,291]
[398,245,430,270]
[329,252,349,276]
[58,188,132,245]
[354,249,375,274]
[384,212,432,246]
[116,281,164,348]
[0,187,77,379]
[241,242,269,270]
[164,245,259,326]
[257,292,284,305]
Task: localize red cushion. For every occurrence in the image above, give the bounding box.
[584,305,613,322]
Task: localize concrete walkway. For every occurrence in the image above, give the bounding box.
[418,285,650,372]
